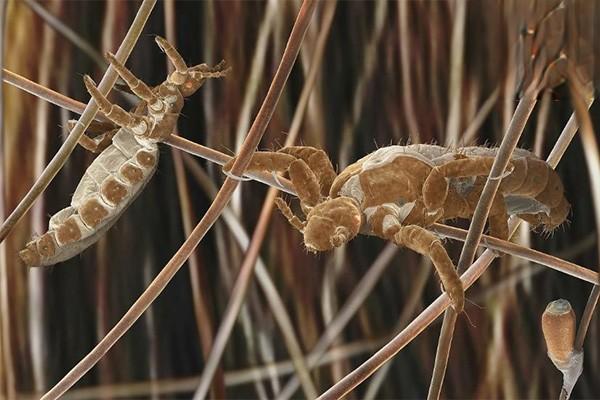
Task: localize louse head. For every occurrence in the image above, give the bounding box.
[302,197,362,252]
[155,36,230,98]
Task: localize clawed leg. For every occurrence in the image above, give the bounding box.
[369,209,464,312]
[68,118,117,135]
[155,36,187,73]
[105,52,158,105]
[423,157,513,211]
[288,159,321,209]
[78,130,118,153]
[402,200,444,226]
[73,57,150,152]
[223,148,334,210]
[83,76,149,136]
[487,194,509,240]
[223,151,296,175]
[465,182,510,240]
[391,223,464,312]
[67,119,118,153]
[279,146,336,195]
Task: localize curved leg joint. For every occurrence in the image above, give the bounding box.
[392,224,464,312]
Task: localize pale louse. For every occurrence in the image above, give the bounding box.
[19,36,229,267]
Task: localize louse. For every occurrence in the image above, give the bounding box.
[224,143,569,312]
[19,37,229,268]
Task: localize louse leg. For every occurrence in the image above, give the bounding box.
[288,159,322,209]
[154,37,231,96]
[83,75,150,136]
[223,151,296,175]
[375,214,464,312]
[402,200,445,226]
[223,146,336,194]
[155,36,188,73]
[463,181,510,240]
[274,197,306,232]
[487,194,510,240]
[223,152,321,209]
[66,119,118,153]
[395,225,463,312]
[67,120,118,153]
[105,52,158,104]
[423,157,513,211]
[67,118,117,134]
[78,130,118,153]
[279,146,337,195]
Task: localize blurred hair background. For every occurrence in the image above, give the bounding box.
[1,0,599,398]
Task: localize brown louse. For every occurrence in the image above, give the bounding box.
[224,144,569,312]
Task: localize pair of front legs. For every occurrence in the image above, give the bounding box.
[68,52,154,154]
[73,51,159,154]
[223,146,336,217]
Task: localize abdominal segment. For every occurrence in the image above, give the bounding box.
[444,155,568,230]
[19,131,158,267]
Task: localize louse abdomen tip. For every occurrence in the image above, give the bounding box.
[19,247,41,268]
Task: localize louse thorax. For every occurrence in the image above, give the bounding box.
[134,83,184,143]
[303,196,362,252]
[154,82,185,113]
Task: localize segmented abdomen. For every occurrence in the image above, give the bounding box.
[444,147,569,230]
[499,154,569,229]
[20,130,159,267]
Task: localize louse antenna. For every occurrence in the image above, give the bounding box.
[190,60,231,78]
[274,197,306,233]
